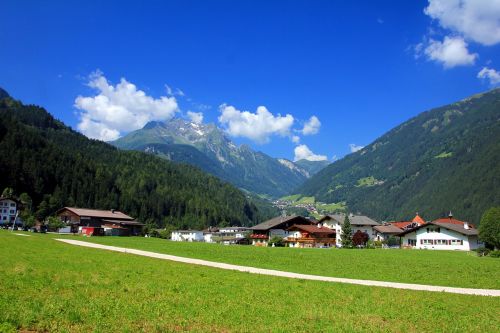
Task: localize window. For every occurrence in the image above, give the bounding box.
[10,203,15,207]
[422,239,433,245]
[435,239,448,245]
[451,239,463,245]
[9,210,15,214]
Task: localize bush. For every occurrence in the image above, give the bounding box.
[386,236,400,247]
[373,240,383,248]
[352,230,369,247]
[475,247,490,257]
[489,250,500,258]
[269,236,285,247]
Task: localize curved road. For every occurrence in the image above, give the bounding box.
[56,239,500,297]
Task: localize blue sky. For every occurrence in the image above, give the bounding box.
[1,0,499,161]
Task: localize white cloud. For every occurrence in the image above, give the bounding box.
[424,0,500,46]
[75,71,179,141]
[349,144,364,153]
[187,111,204,124]
[291,135,301,144]
[294,144,327,162]
[218,104,294,143]
[424,36,477,68]
[477,67,500,85]
[301,116,321,135]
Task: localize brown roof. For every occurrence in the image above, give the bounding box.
[57,207,134,220]
[373,224,403,234]
[288,224,336,235]
[251,215,314,231]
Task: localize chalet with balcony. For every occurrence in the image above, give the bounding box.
[285,224,336,248]
[56,207,144,236]
[250,215,316,246]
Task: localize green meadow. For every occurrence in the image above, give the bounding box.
[53,233,500,289]
[0,231,499,332]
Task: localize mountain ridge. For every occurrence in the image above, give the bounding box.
[112,118,329,197]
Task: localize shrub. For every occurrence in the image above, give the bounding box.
[475,247,490,257]
[269,236,285,247]
[489,250,500,258]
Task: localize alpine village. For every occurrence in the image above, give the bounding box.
[1,1,500,332]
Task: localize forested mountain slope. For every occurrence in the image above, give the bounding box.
[297,89,500,223]
[0,90,271,229]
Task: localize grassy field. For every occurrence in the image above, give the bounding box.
[49,232,500,290]
[1,231,499,332]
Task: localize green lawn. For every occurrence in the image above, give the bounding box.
[1,231,499,332]
[49,232,500,289]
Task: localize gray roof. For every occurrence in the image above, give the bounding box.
[320,214,379,226]
[251,215,314,231]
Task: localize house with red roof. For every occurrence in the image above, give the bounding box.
[285,224,336,248]
[398,213,483,251]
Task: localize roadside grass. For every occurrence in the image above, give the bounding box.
[1,231,499,332]
[34,231,500,289]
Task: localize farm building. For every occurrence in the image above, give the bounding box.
[171,230,204,242]
[398,213,483,251]
[318,214,380,246]
[0,197,21,226]
[56,207,143,236]
[250,215,316,246]
[285,224,336,248]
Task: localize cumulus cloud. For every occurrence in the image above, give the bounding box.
[424,36,477,68]
[294,144,327,162]
[218,104,294,143]
[301,116,321,135]
[424,0,500,46]
[291,135,301,144]
[349,144,364,153]
[477,67,500,85]
[75,71,179,141]
[187,111,204,124]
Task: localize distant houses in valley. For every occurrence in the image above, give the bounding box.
[169,211,482,251]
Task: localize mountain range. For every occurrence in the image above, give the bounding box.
[112,119,330,198]
[296,88,500,223]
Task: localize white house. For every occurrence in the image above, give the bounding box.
[0,197,20,226]
[319,214,380,246]
[250,215,316,246]
[171,230,204,242]
[399,215,482,251]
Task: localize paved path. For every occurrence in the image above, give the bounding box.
[56,239,500,297]
[13,233,31,236]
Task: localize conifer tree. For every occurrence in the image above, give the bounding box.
[340,214,353,248]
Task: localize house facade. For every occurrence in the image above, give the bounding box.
[250,215,316,246]
[285,224,336,248]
[399,215,482,251]
[56,207,143,236]
[319,214,380,246]
[171,230,204,242]
[0,197,20,226]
